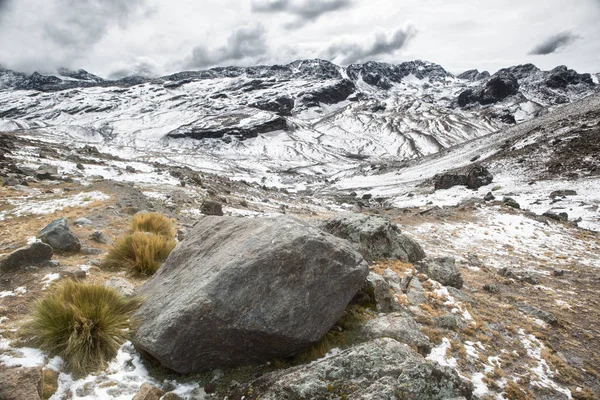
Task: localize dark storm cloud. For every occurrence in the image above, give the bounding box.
[529,31,580,55]
[186,24,268,69]
[251,0,352,23]
[323,26,417,65]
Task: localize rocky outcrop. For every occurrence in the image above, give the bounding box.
[545,66,595,89]
[434,166,493,191]
[250,96,295,116]
[133,216,368,373]
[321,213,425,263]
[38,218,81,253]
[0,242,53,271]
[301,79,356,106]
[245,338,473,400]
[457,69,490,81]
[166,116,288,141]
[200,200,224,216]
[458,73,519,106]
[416,257,464,289]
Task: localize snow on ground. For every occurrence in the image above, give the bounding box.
[408,207,600,270]
[0,339,202,400]
[427,338,457,368]
[0,191,110,221]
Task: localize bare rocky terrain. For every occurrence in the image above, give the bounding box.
[0,62,599,400]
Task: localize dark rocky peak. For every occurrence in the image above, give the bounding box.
[457,69,490,81]
[56,68,104,82]
[286,59,342,80]
[347,60,452,90]
[458,72,519,107]
[545,65,595,89]
[15,72,63,90]
[494,63,541,80]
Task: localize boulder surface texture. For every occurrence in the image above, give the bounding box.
[134,216,369,373]
[321,213,425,263]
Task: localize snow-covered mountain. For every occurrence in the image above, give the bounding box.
[0,60,596,185]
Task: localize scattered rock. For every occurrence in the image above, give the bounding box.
[359,313,431,355]
[448,287,475,305]
[466,166,494,189]
[74,217,93,226]
[247,338,473,400]
[436,314,460,330]
[516,303,558,326]
[104,277,136,298]
[484,192,495,201]
[38,218,81,253]
[543,211,569,222]
[355,271,403,313]
[407,276,427,305]
[416,257,464,289]
[90,230,112,244]
[520,273,540,285]
[502,197,520,209]
[0,367,43,400]
[321,213,425,263]
[549,190,577,199]
[465,253,483,268]
[125,165,137,173]
[80,247,105,256]
[200,200,224,216]
[133,216,368,373]
[499,267,517,279]
[132,383,164,400]
[35,164,59,180]
[483,283,500,293]
[0,242,53,271]
[76,163,85,170]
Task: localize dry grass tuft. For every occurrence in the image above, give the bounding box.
[22,280,141,376]
[130,212,175,237]
[103,232,176,276]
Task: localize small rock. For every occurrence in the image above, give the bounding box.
[125,166,137,173]
[0,242,53,271]
[90,230,112,244]
[499,267,517,278]
[549,190,577,199]
[359,313,431,355]
[36,165,59,180]
[543,211,569,222]
[132,383,164,400]
[362,193,372,200]
[80,247,105,256]
[74,217,93,226]
[39,218,81,253]
[483,283,500,293]
[76,163,85,170]
[407,277,427,305]
[416,257,463,289]
[520,273,539,285]
[484,192,495,201]
[516,303,558,326]
[434,173,467,190]
[200,200,224,216]
[0,367,43,400]
[436,314,460,330]
[104,277,136,298]
[161,393,184,400]
[552,269,566,277]
[177,228,186,241]
[356,271,403,313]
[503,197,520,209]
[58,270,86,282]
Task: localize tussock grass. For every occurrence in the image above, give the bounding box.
[103,231,176,275]
[130,212,174,237]
[23,280,141,375]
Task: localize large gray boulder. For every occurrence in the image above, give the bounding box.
[0,242,53,271]
[243,338,473,400]
[321,213,425,263]
[133,216,369,373]
[416,257,464,289]
[38,218,81,253]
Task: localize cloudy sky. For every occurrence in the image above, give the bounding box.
[0,0,598,78]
